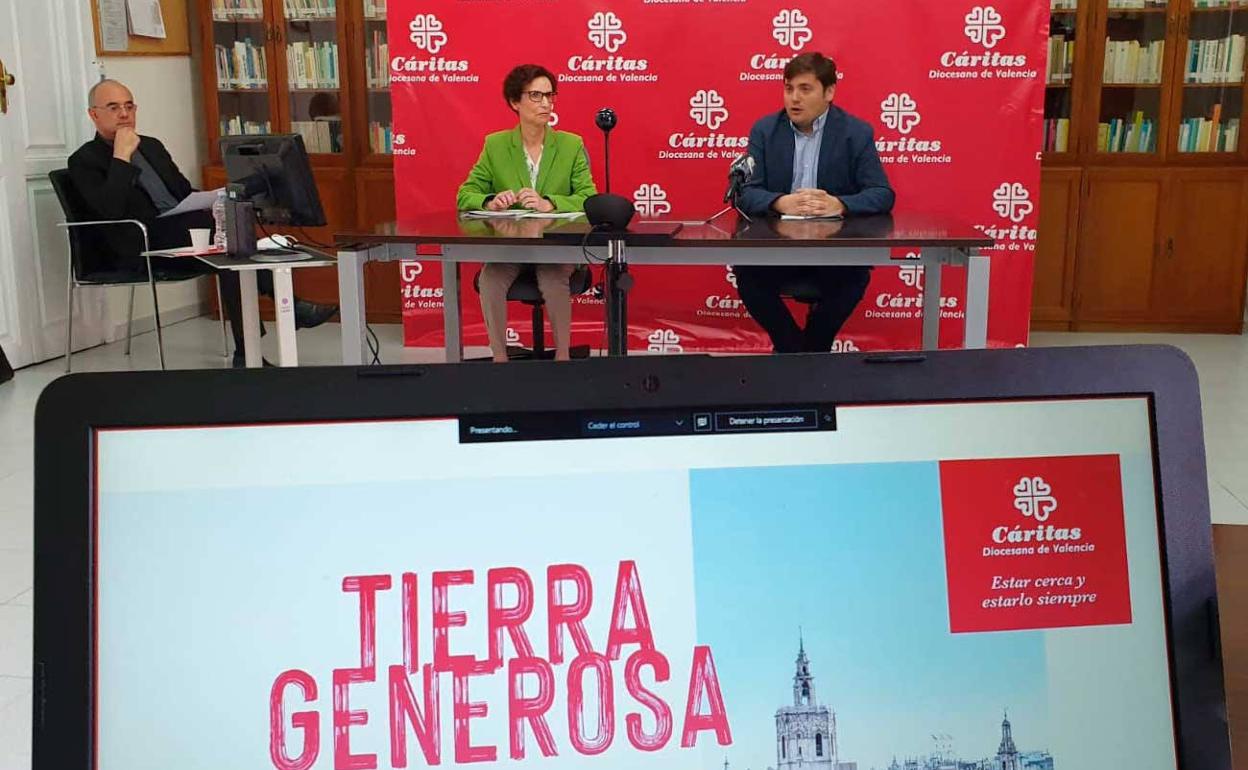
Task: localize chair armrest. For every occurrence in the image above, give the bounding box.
[56,219,149,253]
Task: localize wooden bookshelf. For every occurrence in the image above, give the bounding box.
[198,0,400,320]
[1034,0,1248,333]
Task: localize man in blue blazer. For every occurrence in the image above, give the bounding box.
[736,52,895,353]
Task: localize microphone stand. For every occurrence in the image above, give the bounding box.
[594,108,630,355]
[603,132,611,194]
[706,171,753,225]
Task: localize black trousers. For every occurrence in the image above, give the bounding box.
[734,265,872,354]
[144,211,273,351]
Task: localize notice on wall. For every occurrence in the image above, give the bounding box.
[98,0,129,51]
[126,0,167,39]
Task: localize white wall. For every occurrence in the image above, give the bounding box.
[94,11,211,341]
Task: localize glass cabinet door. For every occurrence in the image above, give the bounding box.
[1176,1,1245,154]
[1095,0,1171,155]
[281,0,344,155]
[1046,0,1080,154]
[211,0,273,138]
[363,0,392,156]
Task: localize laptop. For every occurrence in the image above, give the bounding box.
[32,346,1230,770]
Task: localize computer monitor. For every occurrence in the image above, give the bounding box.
[220,133,326,227]
[32,347,1232,770]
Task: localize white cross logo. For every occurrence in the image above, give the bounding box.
[830,339,860,353]
[408,14,448,54]
[400,261,423,281]
[689,89,729,130]
[992,182,1033,223]
[506,327,521,345]
[633,183,672,216]
[547,111,559,127]
[587,11,627,53]
[647,329,684,354]
[1013,476,1058,522]
[964,6,1006,49]
[898,265,924,290]
[772,9,812,52]
[726,266,737,288]
[880,93,922,135]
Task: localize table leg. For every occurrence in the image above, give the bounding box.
[442,260,463,363]
[272,267,298,366]
[338,248,367,365]
[239,271,262,368]
[964,251,990,350]
[920,250,944,351]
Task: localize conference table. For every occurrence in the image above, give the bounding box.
[335,212,994,364]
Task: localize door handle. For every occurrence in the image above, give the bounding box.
[0,57,15,115]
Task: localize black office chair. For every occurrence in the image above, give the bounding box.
[472,265,594,360]
[48,169,228,372]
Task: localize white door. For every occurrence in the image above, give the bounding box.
[0,0,103,369]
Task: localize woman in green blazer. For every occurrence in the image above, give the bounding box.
[456,64,599,362]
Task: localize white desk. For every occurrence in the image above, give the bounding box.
[145,249,335,367]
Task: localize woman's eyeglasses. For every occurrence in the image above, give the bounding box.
[523,90,557,104]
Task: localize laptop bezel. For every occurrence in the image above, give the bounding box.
[31,345,1230,769]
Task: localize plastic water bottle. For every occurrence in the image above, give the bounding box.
[212,191,228,248]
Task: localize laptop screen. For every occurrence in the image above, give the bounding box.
[93,395,1174,770]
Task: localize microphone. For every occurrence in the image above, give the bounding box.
[723,153,755,203]
[595,108,618,133]
[595,108,618,193]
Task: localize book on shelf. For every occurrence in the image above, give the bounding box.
[291,118,343,154]
[283,0,337,19]
[1047,36,1075,83]
[212,0,263,19]
[1050,0,1078,9]
[1179,113,1241,152]
[1107,0,1167,8]
[1185,35,1247,84]
[1097,112,1156,152]
[366,31,390,89]
[1192,0,1242,7]
[286,42,340,89]
[1102,38,1164,84]
[220,117,271,136]
[215,39,269,89]
[369,122,393,154]
[1043,118,1072,152]
[364,0,387,18]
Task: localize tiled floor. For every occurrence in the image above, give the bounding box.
[0,320,1246,768]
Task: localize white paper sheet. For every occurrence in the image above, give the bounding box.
[461,210,583,220]
[157,189,223,219]
[125,0,166,39]
[98,0,129,51]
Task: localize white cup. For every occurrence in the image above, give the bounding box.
[189,228,211,250]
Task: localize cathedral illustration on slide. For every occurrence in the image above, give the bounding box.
[720,637,1054,770]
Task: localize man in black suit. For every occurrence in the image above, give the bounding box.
[68,79,336,366]
[737,53,895,354]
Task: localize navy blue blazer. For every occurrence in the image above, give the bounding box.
[739,105,895,218]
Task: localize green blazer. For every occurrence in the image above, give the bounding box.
[456,127,598,213]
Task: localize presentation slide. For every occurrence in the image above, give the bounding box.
[95,398,1175,770]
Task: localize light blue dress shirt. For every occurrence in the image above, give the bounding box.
[790,108,829,193]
